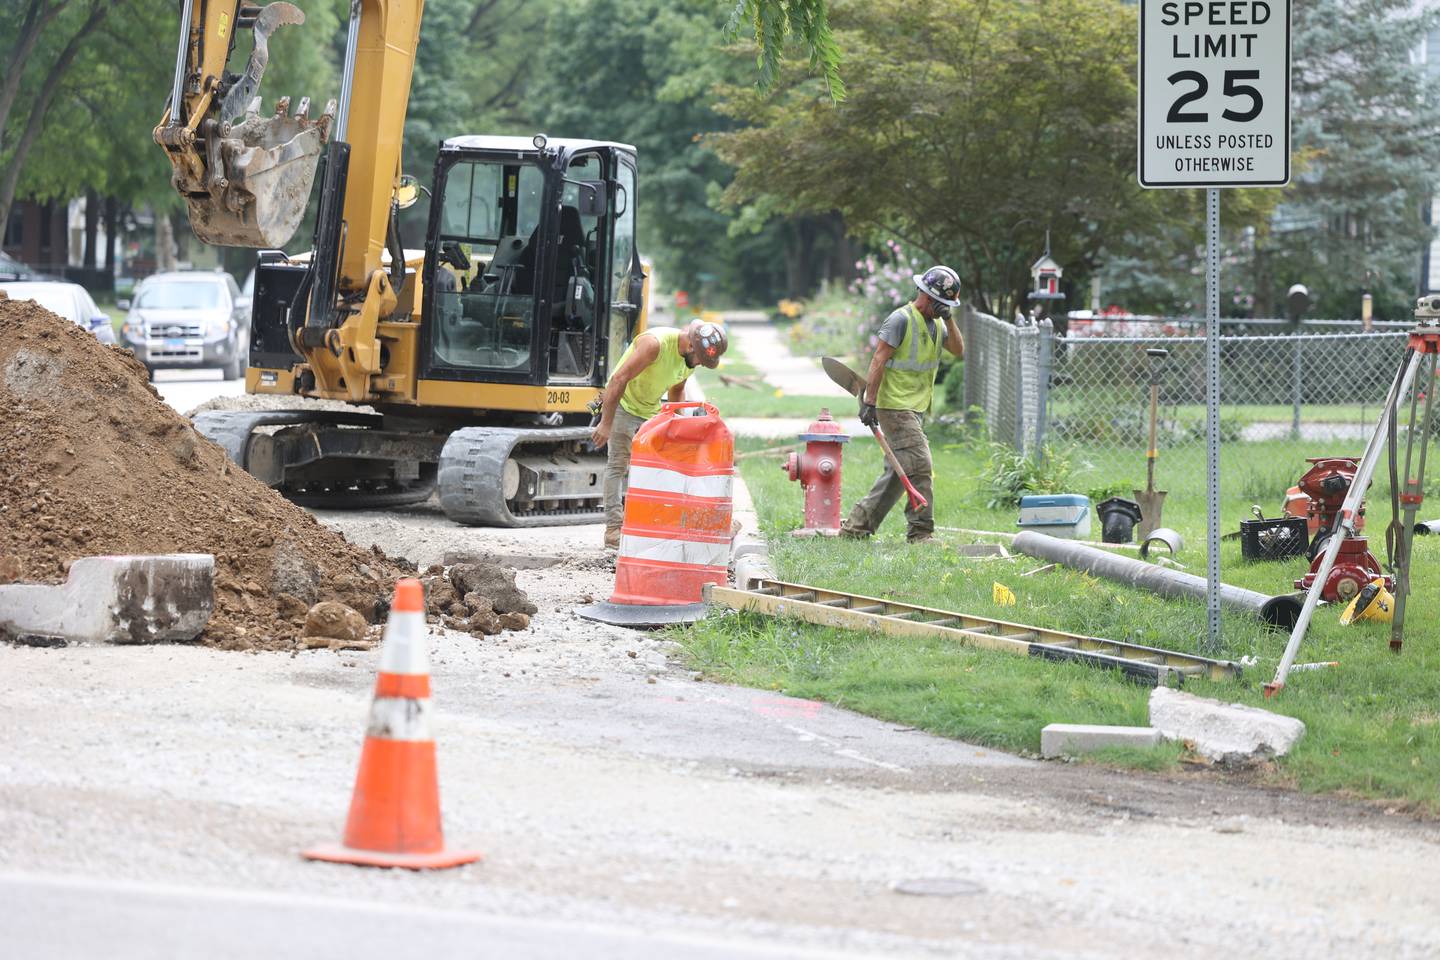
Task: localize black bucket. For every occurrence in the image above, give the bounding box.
[1096,497,1143,544]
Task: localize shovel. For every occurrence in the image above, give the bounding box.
[1134,347,1169,540]
[821,356,928,511]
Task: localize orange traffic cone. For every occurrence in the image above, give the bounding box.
[303,579,480,870]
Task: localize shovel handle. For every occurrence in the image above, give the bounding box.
[871,425,928,511]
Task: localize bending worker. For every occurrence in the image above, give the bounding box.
[591,318,728,548]
[840,265,966,543]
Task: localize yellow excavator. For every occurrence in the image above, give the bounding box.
[155,1,648,524]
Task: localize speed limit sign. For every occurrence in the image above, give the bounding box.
[1139,0,1291,187]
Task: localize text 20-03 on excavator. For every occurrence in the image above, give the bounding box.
[155,1,649,525]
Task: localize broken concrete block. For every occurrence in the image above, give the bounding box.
[731,536,768,563]
[0,554,214,644]
[733,552,774,592]
[1041,724,1162,759]
[1149,687,1306,763]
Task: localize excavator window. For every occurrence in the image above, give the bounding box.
[431,159,545,373]
[607,158,639,375]
[550,153,604,380]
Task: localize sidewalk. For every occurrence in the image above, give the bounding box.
[723,311,850,399]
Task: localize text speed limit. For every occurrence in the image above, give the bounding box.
[1139,0,1291,188]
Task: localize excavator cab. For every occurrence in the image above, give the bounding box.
[420,136,642,394]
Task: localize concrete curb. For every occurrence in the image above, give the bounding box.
[1041,724,1162,759]
[0,554,215,644]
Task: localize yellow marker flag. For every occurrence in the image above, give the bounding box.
[992,582,1016,606]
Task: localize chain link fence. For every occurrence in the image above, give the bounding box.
[962,313,1412,500]
[959,310,1053,454]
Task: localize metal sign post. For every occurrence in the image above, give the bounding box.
[1139,0,1292,653]
[1205,188,1221,649]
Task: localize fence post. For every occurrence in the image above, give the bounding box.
[1034,317,1054,458]
[1290,334,1303,440]
[1014,324,1030,454]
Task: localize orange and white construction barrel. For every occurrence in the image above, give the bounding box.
[579,401,733,627]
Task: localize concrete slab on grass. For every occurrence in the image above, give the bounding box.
[1150,687,1305,763]
[1041,724,1162,759]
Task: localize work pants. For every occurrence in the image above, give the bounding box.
[602,407,648,541]
[840,408,934,542]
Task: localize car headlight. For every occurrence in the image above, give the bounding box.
[121,318,143,339]
[212,316,231,336]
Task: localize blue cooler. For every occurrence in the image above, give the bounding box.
[1017,494,1092,539]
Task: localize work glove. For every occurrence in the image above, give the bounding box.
[858,400,878,428]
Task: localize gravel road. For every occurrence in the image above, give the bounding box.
[4,500,1438,958]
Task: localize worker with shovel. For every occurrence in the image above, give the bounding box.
[839,266,966,543]
[590,319,729,549]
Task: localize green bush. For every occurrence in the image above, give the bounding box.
[983,443,1074,509]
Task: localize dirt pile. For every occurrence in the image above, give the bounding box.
[0,299,410,649]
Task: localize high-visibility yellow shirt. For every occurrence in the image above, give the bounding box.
[878,303,941,412]
[616,327,689,419]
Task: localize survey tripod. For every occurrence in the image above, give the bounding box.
[1266,296,1440,697]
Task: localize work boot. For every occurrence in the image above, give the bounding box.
[603,528,621,550]
[838,525,872,540]
[907,534,939,545]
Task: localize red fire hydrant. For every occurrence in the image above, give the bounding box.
[783,408,849,535]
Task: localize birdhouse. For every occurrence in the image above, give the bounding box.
[1029,253,1065,300]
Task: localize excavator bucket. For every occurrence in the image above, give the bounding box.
[186,96,334,248]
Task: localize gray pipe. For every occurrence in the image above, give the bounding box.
[1012,531,1303,629]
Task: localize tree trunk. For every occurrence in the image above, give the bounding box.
[0,1,115,242]
[0,1,69,157]
[103,196,118,274]
[155,208,176,273]
[83,188,98,269]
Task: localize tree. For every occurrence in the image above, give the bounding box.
[1257,0,1440,319]
[0,0,126,238]
[713,0,1168,319]
[726,0,843,100]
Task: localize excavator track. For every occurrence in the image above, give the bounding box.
[194,414,606,526]
[437,426,605,527]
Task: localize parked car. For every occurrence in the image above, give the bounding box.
[0,280,116,344]
[0,251,35,281]
[119,271,249,380]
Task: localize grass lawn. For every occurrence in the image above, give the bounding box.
[676,433,1440,812]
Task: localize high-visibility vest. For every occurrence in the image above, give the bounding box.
[878,303,941,412]
[616,327,690,419]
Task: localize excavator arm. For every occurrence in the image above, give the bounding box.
[156,1,426,401]
[153,2,335,248]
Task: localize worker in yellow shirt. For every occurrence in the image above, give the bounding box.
[591,319,728,548]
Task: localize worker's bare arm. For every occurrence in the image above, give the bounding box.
[943,311,965,358]
[863,342,897,405]
[667,379,688,403]
[592,335,660,448]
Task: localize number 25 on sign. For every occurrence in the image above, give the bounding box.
[1139,0,1291,188]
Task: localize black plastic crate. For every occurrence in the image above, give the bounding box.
[1239,517,1309,561]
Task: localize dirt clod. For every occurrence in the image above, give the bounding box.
[0,555,22,585]
[303,601,369,646]
[497,611,530,632]
[0,299,409,650]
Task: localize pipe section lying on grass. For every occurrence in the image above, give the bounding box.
[1012,531,1303,630]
